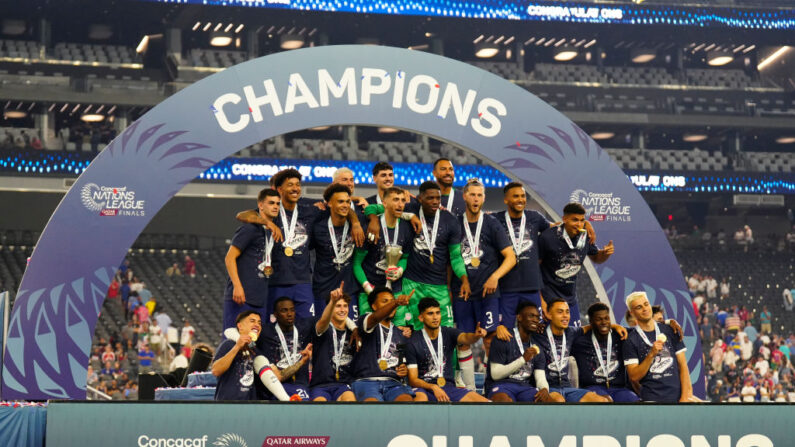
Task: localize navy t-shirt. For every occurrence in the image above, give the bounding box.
[404,209,462,285]
[487,335,546,386]
[270,203,320,286]
[622,323,686,403]
[532,327,583,388]
[256,319,313,386]
[538,226,598,301]
[451,213,511,298]
[310,322,356,386]
[357,217,415,292]
[224,224,271,307]
[311,211,360,302]
[213,339,259,401]
[406,327,461,383]
[352,314,409,380]
[570,329,627,388]
[495,210,551,293]
[441,189,467,217]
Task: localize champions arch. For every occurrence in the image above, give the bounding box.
[2,45,704,400]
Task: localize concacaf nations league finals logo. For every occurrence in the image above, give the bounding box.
[569,189,631,223]
[80,182,146,217]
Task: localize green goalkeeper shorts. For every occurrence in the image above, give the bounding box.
[395,278,454,330]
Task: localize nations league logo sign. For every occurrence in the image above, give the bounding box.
[80,183,146,217]
[569,189,631,223]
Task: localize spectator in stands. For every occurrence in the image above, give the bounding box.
[744,225,754,250]
[167,324,180,354]
[720,278,730,297]
[687,274,700,295]
[133,297,149,323]
[166,263,181,277]
[706,275,718,300]
[101,344,116,364]
[1,131,12,149]
[783,288,793,312]
[180,319,195,349]
[30,135,42,150]
[700,316,713,346]
[120,279,131,318]
[710,339,725,372]
[107,277,119,300]
[726,311,742,335]
[130,277,144,294]
[716,307,728,328]
[149,319,163,356]
[169,346,190,373]
[138,344,155,373]
[183,255,196,278]
[87,366,98,385]
[741,379,757,402]
[760,306,773,334]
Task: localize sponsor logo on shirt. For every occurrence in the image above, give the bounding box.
[569,189,631,223]
[81,183,146,217]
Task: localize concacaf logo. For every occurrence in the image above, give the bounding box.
[214,433,248,447]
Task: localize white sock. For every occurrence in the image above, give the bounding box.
[458,349,475,391]
[254,356,290,401]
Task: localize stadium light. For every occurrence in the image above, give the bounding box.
[590,131,615,140]
[706,50,734,66]
[81,114,105,123]
[310,126,330,131]
[631,48,656,64]
[210,32,233,47]
[683,133,708,142]
[3,110,26,119]
[136,35,149,54]
[475,42,499,58]
[757,46,791,71]
[378,127,399,134]
[775,136,795,144]
[281,34,305,50]
[553,46,578,62]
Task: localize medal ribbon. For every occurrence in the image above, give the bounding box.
[279,204,299,248]
[546,326,567,374]
[327,217,349,265]
[504,211,527,255]
[422,328,445,378]
[275,324,299,366]
[463,212,484,264]
[420,209,441,259]
[591,332,613,383]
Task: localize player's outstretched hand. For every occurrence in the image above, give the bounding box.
[495,325,512,341]
[396,289,414,307]
[300,344,313,362]
[330,282,345,303]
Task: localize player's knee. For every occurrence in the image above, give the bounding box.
[338,391,356,402]
[413,392,429,402]
[395,394,414,402]
[549,392,565,403]
[312,396,328,402]
[490,392,513,402]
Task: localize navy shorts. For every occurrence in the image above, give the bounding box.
[222,300,266,331]
[310,383,352,401]
[454,294,500,333]
[586,385,640,403]
[487,381,539,402]
[269,284,315,319]
[550,386,589,402]
[414,384,473,402]
[499,292,541,329]
[351,379,415,401]
[282,383,310,401]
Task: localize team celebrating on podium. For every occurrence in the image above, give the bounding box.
[211,159,695,403]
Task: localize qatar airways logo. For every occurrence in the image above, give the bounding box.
[210,67,507,138]
[569,189,630,223]
[81,183,146,217]
[387,434,773,447]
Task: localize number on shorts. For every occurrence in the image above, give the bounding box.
[485,311,494,326]
[447,305,453,319]
[352,305,359,319]
[310,303,315,316]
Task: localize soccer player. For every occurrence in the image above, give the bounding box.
[407,297,490,402]
[366,162,396,205]
[432,158,466,216]
[351,287,419,402]
[258,297,313,400]
[532,298,611,402]
[539,202,614,326]
[211,310,292,401]
[223,188,280,330]
[353,187,414,316]
[488,302,563,402]
[310,184,360,317]
[495,182,552,326]
[652,305,665,323]
[623,291,695,403]
[398,181,471,331]
[570,302,639,402]
[332,167,366,217]
[310,284,357,401]
[237,169,364,318]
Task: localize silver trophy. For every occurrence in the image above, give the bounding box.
[384,244,403,289]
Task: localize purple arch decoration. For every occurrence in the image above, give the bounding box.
[2,45,704,400]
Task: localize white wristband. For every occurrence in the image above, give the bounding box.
[345,318,357,331]
[363,282,374,294]
[400,212,415,221]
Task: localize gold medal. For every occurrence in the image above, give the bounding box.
[429,254,434,264]
[471,257,480,267]
[284,246,294,257]
[336,371,340,381]
[378,359,389,370]
[437,377,446,387]
[263,266,273,277]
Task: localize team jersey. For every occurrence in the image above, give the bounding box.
[405,327,461,383]
[357,216,414,291]
[403,209,462,286]
[570,328,627,388]
[257,319,313,386]
[352,314,410,380]
[223,223,271,307]
[269,203,320,286]
[532,326,583,388]
[451,213,511,298]
[622,323,686,403]
[538,226,598,301]
[310,322,355,386]
[311,211,360,302]
[213,339,260,401]
[441,189,466,217]
[487,335,547,386]
[495,210,552,293]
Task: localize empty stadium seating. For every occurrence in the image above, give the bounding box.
[182,48,248,68]
[0,39,41,59]
[51,42,138,65]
